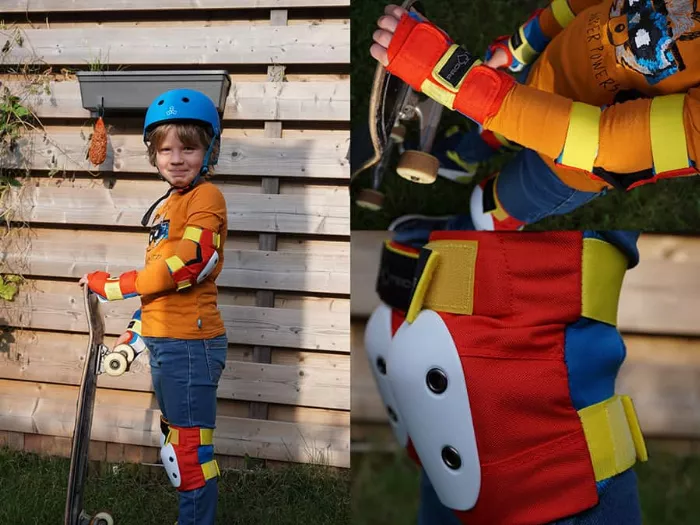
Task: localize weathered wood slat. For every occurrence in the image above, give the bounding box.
[9,80,349,121]
[4,0,350,10]
[349,232,700,336]
[2,178,349,236]
[0,227,349,294]
[2,280,350,352]
[0,379,349,467]
[4,130,349,179]
[351,318,700,439]
[0,331,349,410]
[3,25,349,65]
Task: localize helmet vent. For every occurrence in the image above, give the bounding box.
[157,100,164,105]
[182,97,190,103]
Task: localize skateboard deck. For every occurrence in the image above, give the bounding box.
[352,0,444,210]
[64,286,113,525]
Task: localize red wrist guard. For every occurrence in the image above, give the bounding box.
[386,13,516,125]
[87,270,138,301]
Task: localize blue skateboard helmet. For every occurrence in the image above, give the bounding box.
[143,88,222,168]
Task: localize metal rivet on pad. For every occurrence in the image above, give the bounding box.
[426,368,448,394]
[376,357,387,375]
[442,446,461,469]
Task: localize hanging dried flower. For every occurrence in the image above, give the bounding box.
[88,116,107,165]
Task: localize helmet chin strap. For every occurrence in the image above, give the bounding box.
[141,137,217,227]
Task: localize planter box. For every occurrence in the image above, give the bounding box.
[76,70,231,115]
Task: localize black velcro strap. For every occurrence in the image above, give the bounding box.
[436,45,478,89]
[481,177,497,213]
[376,243,419,312]
[591,166,655,191]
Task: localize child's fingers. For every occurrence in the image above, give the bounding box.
[377,14,399,33]
[370,43,389,66]
[384,4,407,19]
[372,28,394,49]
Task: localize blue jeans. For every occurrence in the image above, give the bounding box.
[417,468,642,525]
[144,334,228,525]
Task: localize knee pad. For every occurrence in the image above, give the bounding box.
[365,303,409,448]
[469,174,524,231]
[161,425,220,491]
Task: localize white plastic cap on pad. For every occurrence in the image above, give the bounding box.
[388,309,481,511]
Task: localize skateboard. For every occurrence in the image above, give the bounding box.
[65,287,143,525]
[352,0,444,212]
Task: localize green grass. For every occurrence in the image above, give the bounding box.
[352,445,700,525]
[350,0,700,231]
[0,447,350,525]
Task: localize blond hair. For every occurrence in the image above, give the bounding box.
[145,123,219,176]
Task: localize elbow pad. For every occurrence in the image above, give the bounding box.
[165,226,221,291]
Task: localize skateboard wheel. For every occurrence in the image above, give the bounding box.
[104,352,128,377]
[396,150,439,184]
[91,512,114,525]
[390,125,406,143]
[114,343,136,363]
[355,189,384,211]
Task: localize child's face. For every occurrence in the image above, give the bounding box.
[155,127,206,188]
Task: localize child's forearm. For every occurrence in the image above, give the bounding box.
[484,83,697,188]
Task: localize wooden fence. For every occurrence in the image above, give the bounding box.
[0,0,350,469]
[351,231,700,449]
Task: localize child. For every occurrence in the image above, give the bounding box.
[370,0,700,230]
[80,88,228,525]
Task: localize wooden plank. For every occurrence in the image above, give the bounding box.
[3,178,349,236]
[0,227,350,294]
[351,318,700,439]
[7,80,349,121]
[0,330,350,410]
[3,280,350,352]
[3,25,349,65]
[3,0,350,11]
[3,130,349,179]
[0,379,349,467]
[349,232,700,336]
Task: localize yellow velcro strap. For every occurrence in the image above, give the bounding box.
[579,395,647,482]
[621,395,648,462]
[561,102,601,171]
[104,280,124,301]
[200,428,214,445]
[581,238,627,326]
[165,255,186,274]
[650,94,689,174]
[509,26,538,65]
[406,240,478,323]
[213,232,221,248]
[167,428,179,446]
[183,226,203,243]
[129,318,142,335]
[422,78,457,110]
[201,459,220,480]
[176,281,192,291]
[405,249,440,323]
[551,0,576,28]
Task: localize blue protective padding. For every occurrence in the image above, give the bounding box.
[564,317,626,411]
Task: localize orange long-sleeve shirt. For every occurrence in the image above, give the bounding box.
[136,181,228,339]
[484,0,700,191]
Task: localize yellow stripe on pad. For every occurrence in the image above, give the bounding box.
[581,238,627,326]
[579,395,647,482]
[650,94,688,174]
[183,226,203,243]
[165,255,186,274]
[509,26,538,65]
[561,102,601,171]
[405,240,478,323]
[385,240,420,258]
[200,428,214,445]
[201,460,220,480]
[551,0,575,28]
[104,281,123,301]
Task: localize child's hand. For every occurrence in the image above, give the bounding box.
[370,4,408,67]
[79,274,88,286]
[113,331,132,350]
